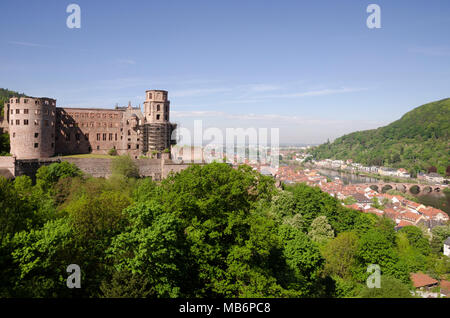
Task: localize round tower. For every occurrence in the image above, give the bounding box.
[142,90,176,154]
[143,89,170,123]
[9,96,56,159]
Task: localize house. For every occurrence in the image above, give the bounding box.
[379,167,397,176]
[396,168,410,178]
[444,237,450,257]
[410,273,439,291]
[351,193,372,204]
[425,173,444,184]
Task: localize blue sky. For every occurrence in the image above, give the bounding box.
[1,0,450,144]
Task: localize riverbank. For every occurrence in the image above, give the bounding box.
[306,163,440,186]
[315,167,450,215]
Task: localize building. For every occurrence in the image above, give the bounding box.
[410,273,438,290]
[3,90,177,159]
[444,237,450,257]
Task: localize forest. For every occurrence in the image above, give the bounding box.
[1,157,449,298]
[311,98,450,177]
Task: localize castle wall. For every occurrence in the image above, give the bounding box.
[0,156,15,178]
[55,106,144,158]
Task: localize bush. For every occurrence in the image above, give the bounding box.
[111,155,140,178]
[108,148,118,156]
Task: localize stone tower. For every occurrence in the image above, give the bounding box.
[142,90,176,153]
[8,96,56,159]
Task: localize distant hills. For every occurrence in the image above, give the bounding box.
[311,98,450,177]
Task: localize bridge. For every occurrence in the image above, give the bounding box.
[359,182,448,194]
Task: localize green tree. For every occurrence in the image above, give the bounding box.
[358,276,413,298]
[308,216,334,244]
[323,232,358,279]
[110,155,140,178]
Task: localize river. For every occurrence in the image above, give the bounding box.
[317,168,450,215]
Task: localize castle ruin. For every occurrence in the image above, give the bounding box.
[3,89,177,159]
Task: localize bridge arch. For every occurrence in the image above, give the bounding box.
[381,184,393,193]
[409,185,420,194]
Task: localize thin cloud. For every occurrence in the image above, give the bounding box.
[265,87,368,98]
[171,87,232,97]
[9,41,54,48]
[115,59,136,65]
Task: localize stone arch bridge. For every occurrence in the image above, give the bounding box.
[359,182,447,194]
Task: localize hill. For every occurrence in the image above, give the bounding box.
[311,98,450,177]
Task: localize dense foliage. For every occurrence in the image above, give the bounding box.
[311,98,450,176]
[0,161,449,298]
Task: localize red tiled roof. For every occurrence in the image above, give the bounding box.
[410,273,438,288]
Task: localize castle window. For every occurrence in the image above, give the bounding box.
[24,99,28,103]
[115,133,117,141]
[149,93,152,99]
[165,114,168,120]
[97,146,100,150]
[128,130,131,136]
[66,134,70,141]
[97,134,100,141]
[85,133,89,140]
[34,143,38,148]
[10,109,13,114]
[136,144,139,149]
[108,133,112,141]
[16,109,20,114]
[35,110,41,115]
[16,99,19,103]
[102,133,106,141]
[24,119,29,125]
[75,133,80,141]
[16,120,20,125]
[24,109,29,114]
[157,104,160,111]
[10,120,13,125]
[34,133,39,138]
[156,114,160,120]
[12,133,15,138]
[127,144,131,149]
[34,120,39,126]
[45,120,49,126]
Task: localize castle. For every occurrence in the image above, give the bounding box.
[2,89,177,159]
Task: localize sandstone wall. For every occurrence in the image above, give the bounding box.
[0,156,15,178]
